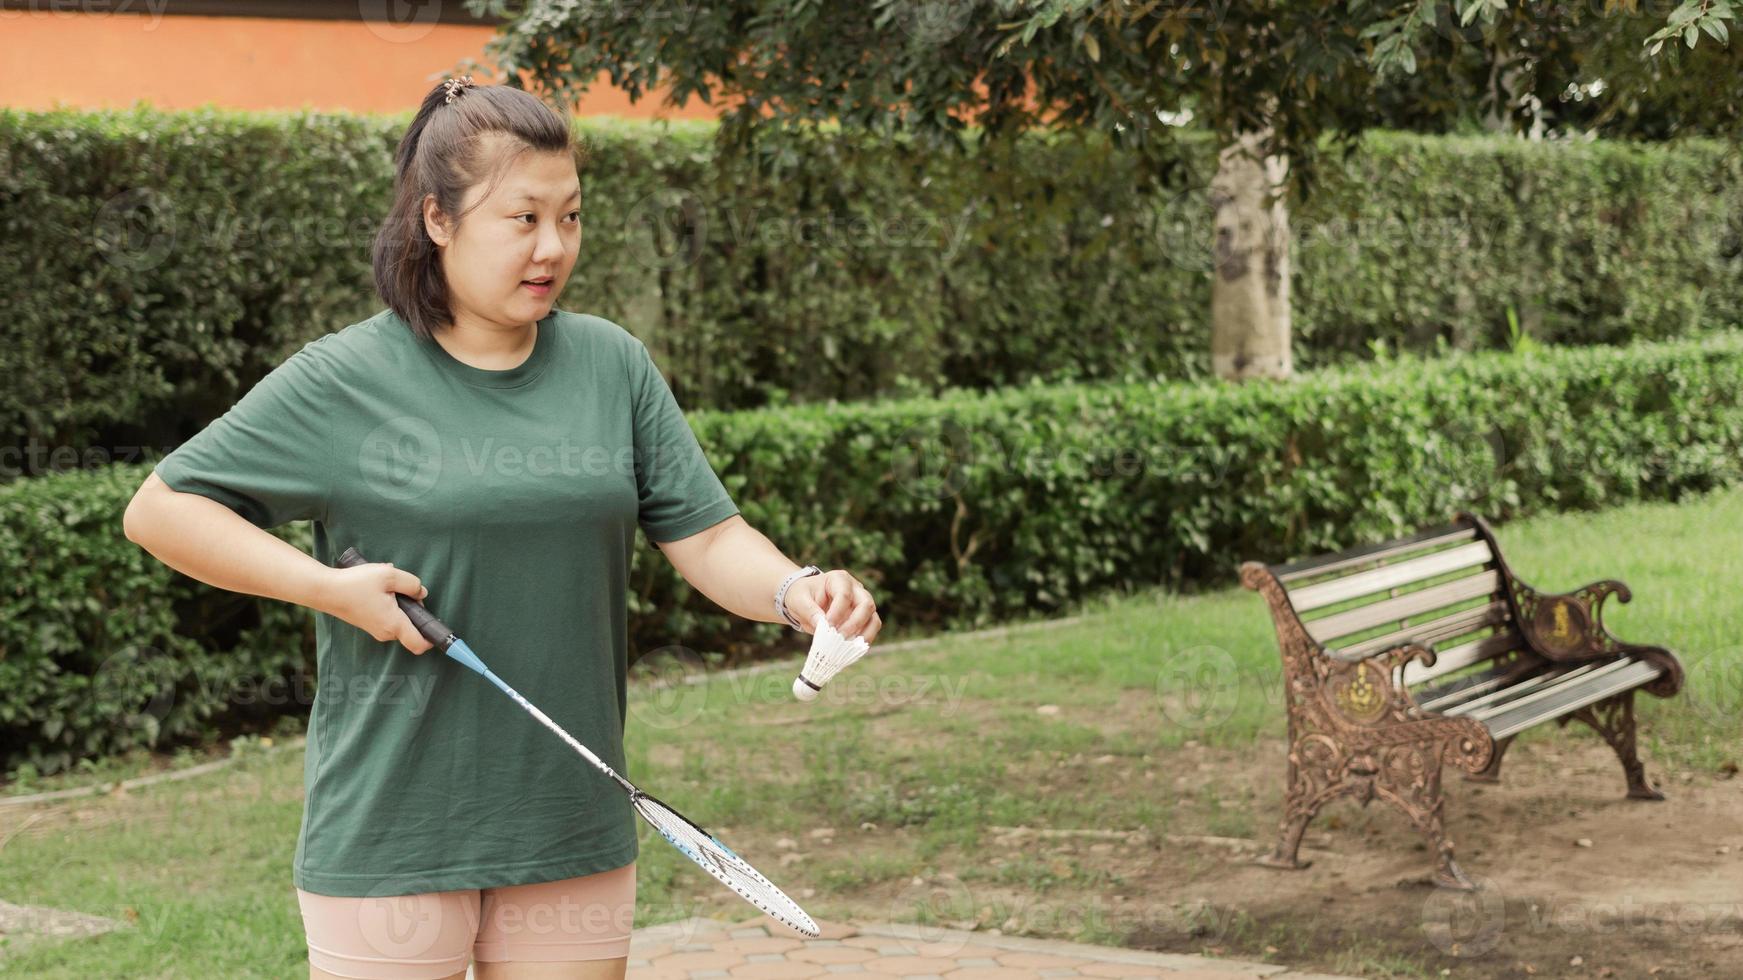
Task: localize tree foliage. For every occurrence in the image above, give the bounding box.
[467,0,1734,188]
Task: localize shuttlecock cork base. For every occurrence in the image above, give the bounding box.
[793,610,872,701]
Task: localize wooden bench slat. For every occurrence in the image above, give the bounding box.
[1275,519,1478,578]
[1398,624,1520,686]
[1413,662,1516,712]
[1274,523,1477,583]
[1288,540,1497,612]
[1465,660,1637,721]
[1354,599,1509,663]
[1413,658,1543,713]
[1304,570,1503,645]
[1441,661,1603,716]
[1485,660,1665,739]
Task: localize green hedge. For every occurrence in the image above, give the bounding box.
[2,107,1740,473]
[1295,133,1743,355]
[6,332,1743,777]
[0,465,317,778]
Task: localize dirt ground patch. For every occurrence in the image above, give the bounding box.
[1110,738,1743,978]
[707,733,1742,979]
[987,739,1739,978]
[624,666,1743,978]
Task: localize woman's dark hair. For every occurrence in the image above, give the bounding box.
[372,80,585,341]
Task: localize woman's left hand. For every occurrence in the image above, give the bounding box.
[784,569,882,643]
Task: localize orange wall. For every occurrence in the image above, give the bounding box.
[0,10,722,118]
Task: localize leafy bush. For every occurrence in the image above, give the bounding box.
[2,107,1738,474]
[6,332,1741,777]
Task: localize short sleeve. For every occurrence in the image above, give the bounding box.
[630,339,739,544]
[153,338,335,530]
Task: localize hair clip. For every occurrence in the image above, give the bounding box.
[443,75,476,105]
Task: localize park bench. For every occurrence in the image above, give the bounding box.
[1239,510,1684,889]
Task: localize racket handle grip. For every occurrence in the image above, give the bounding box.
[336,546,457,653]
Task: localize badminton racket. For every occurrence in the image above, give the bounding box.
[335,546,820,938]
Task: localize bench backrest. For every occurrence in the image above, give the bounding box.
[1265,515,1534,690]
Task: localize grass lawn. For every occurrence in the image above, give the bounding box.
[3,486,1740,978]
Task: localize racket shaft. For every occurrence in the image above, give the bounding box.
[335,546,629,791]
[486,671,633,791]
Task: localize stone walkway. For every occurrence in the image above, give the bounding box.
[611,915,1358,980]
[1,898,1359,977]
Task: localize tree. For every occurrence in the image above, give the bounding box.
[1372,2,1742,138]
[467,0,1732,381]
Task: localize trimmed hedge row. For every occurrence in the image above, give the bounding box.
[3,107,1740,473]
[0,466,316,778]
[6,331,1743,776]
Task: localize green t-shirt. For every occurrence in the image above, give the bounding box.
[152,307,740,897]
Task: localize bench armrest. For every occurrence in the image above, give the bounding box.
[1336,640,1450,714]
[1242,560,1496,777]
[1457,513,1685,698]
[1304,640,1497,774]
[1509,575,1684,697]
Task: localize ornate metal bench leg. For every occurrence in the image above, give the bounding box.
[1258,807,1316,870]
[1258,745,1363,872]
[1569,690,1665,801]
[1256,758,1320,870]
[1376,746,1477,890]
[1423,812,1476,891]
[1463,734,1513,784]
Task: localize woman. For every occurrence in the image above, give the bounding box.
[123,76,882,980]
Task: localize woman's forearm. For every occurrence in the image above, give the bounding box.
[123,476,337,616]
[688,520,805,626]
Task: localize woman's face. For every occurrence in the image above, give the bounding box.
[424,145,581,332]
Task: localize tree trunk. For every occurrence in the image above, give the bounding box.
[1209,132,1292,381]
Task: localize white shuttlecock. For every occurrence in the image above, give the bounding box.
[792,610,872,702]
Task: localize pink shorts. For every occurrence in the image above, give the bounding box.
[295,863,636,979]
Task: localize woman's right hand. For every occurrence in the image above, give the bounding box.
[317,562,435,655]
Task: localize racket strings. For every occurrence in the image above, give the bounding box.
[632,793,818,935]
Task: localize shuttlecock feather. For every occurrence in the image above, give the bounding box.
[793,610,872,702]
